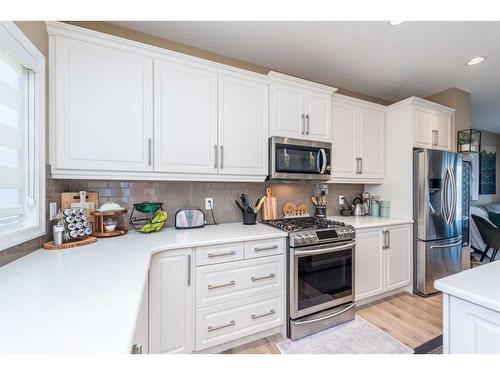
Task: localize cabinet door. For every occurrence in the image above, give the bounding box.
[413,107,435,149]
[355,229,384,301]
[154,60,218,174]
[358,109,384,179]
[331,102,358,178]
[434,111,452,151]
[385,226,412,291]
[149,249,194,354]
[132,281,149,354]
[218,74,268,176]
[305,90,331,142]
[271,83,305,138]
[54,37,153,171]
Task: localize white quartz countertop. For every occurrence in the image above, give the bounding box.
[434,261,500,313]
[0,223,285,353]
[327,215,413,229]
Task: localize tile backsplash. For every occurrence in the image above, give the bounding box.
[0,167,363,267]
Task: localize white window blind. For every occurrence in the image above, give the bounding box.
[0,44,28,229]
[0,22,45,250]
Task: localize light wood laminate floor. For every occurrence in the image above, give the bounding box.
[226,292,443,354]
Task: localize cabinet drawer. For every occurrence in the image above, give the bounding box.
[244,238,284,259]
[196,242,244,266]
[195,291,284,351]
[196,255,284,308]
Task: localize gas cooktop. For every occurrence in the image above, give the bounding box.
[264,217,355,247]
[264,217,346,232]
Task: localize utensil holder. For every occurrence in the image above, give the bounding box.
[242,212,257,225]
[315,205,327,217]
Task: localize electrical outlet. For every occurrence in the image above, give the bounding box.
[205,198,214,210]
[49,202,57,220]
[338,195,345,205]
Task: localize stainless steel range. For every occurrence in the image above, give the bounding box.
[264,217,356,340]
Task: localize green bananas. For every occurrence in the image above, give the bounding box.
[139,210,167,233]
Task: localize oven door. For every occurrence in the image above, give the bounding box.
[269,136,331,180]
[290,241,355,319]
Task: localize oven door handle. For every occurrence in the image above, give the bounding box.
[294,303,356,325]
[293,241,355,256]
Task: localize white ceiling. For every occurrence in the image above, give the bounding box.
[111,21,500,134]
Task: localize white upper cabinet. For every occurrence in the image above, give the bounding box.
[433,110,452,150]
[218,74,268,176]
[305,91,332,140]
[47,22,270,181]
[52,36,154,172]
[271,82,305,137]
[331,95,385,183]
[269,71,335,142]
[412,99,453,151]
[154,59,218,174]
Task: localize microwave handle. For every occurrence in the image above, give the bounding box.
[319,148,327,174]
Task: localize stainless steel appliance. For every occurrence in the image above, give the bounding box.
[175,208,205,229]
[268,136,331,180]
[413,149,463,296]
[264,217,356,340]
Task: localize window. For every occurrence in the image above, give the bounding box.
[0,22,45,250]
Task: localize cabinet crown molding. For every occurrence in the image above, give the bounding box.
[332,93,386,112]
[45,21,268,82]
[386,96,455,113]
[267,71,337,94]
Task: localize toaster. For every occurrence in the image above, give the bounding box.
[175,209,205,229]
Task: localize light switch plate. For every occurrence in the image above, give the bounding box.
[49,202,57,220]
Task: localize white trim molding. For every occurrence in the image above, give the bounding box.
[0,22,46,251]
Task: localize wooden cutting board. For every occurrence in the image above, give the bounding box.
[262,187,278,220]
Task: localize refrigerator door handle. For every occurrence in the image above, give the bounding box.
[430,239,462,249]
[441,168,450,224]
[449,166,457,223]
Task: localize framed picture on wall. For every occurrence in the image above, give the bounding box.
[479,145,497,195]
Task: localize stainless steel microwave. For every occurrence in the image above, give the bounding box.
[268,136,332,180]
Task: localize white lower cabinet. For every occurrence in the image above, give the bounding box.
[196,291,284,351]
[355,224,411,302]
[132,280,149,354]
[445,295,500,354]
[148,238,285,354]
[149,249,194,354]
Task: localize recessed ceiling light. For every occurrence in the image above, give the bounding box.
[466,56,486,66]
[388,20,405,26]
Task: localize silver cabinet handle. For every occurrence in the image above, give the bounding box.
[254,245,278,252]
[131,344,143,354]
[220,145,224,169]
[356,158,361,174]
[208,250,236,258]
[187,254,191,286]
[301,113,305,135]
[214,145,218,169]
[208,320,235,332]
[251,309,276,320]
[251,273,276,282]
[306,114,310,135]
[359,157,363,174]
[295,303,356,325]
[148,138,152,166]
[435,130,439,146]
[382,230,389,249]
[208,280,235,290]
[386,230,390,249]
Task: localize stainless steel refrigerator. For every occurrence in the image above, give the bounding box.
[413,149,463,296]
